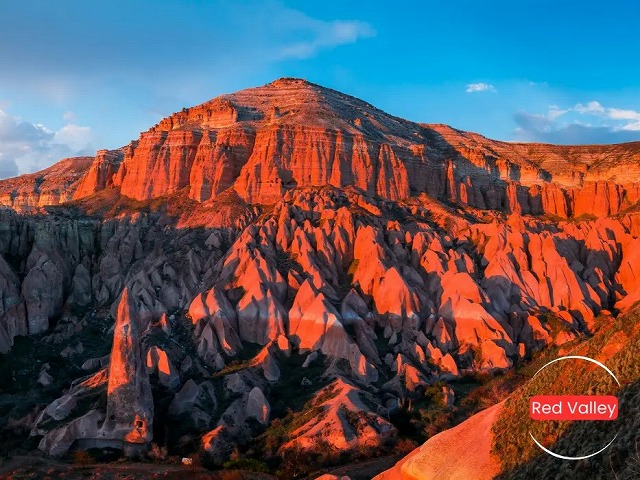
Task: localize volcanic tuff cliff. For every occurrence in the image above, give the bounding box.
[2,78,640,477]
[3,78,640,216]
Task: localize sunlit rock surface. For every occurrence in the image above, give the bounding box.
[2,78,640,473]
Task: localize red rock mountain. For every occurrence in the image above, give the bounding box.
[2,78,640,478]
[3,78,640,217]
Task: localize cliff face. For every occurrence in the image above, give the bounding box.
[2,79,640,473]
[0,157,93,212]
[90,79,640,215]
[5,78,639,219]
[73,149,124,198]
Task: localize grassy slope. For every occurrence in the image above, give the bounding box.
[493,306,640,479]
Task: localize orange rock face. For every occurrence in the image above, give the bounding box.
[0,156,92,212]
[375,402,504,480]
[73,149,124,198]
[102,288,153,445]
[3,78,640,222]
[188,286,241,364]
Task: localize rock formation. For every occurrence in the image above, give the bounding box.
[100,288,153,446]
[1,78,640,477]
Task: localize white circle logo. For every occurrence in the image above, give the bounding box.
[528,355,621,461]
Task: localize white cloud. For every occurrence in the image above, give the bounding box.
[605,108,640,131]
[527,80,549,87]
[564,101,640,131]
[573,101,605,114]
[607,108,640,120]
[277,17,376,59]
[547,105,569,121]
[54,124,93,152]
[514,100,640,144]
[465,83,496,93]
[0,109,94,179]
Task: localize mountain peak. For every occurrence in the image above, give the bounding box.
[146,77,423,148]
[265,77,316,88]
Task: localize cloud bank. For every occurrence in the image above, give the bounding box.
[514,100,640,144]
[0,110,94,179]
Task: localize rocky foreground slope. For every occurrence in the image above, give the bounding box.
[378,300,640,480]
[2,78,640,478]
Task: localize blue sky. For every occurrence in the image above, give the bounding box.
[1,0,639,178]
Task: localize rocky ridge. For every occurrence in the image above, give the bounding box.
[3,78,640,218]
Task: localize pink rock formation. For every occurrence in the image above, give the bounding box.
[73,149,123,198]
[280,378,395,452]
[114,130,202,199]
[0,157,92,212]
[288,280,351,358]
[22,253,64,334]
[245,386,270,425]
[1,79,639,225]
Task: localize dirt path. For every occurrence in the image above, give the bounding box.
[0,455,277,479]
[0,453,399,480]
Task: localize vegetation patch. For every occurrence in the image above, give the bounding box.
[493,307,640,478]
